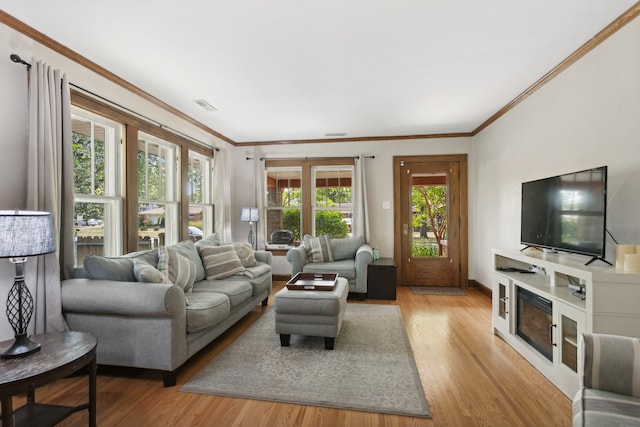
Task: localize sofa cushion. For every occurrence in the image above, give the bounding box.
[236,262,271,279]
[132,259,167,283]
[330,235,364,261]
[303,259,356,280]
[185,292,230,332]
[193,279,253,308]
[83,256,135,282]
[198,245,245,280]
[229,242,258,267]
[303,234,334,263]
[158,247,197,292]
[169,240,206,282]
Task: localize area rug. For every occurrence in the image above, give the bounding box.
[410,286,466,296]
[182,304,431,418]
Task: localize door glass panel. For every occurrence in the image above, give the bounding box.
[561,314,578,372]
[411,172,448,257]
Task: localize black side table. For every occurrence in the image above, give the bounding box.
[0,331,97,427]
[367,258,397,300]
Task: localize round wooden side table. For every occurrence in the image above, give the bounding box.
[0,331,97,427]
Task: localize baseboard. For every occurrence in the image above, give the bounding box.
[469,279,491,298]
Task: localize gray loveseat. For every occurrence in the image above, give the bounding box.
[286,235,373,298]
[61,233,272,386]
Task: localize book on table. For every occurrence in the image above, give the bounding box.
[286,272,338,291]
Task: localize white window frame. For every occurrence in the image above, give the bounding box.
[71,107,123,262]
[311,165,354,237]
[137,132,180,246]
[188,150,215,237]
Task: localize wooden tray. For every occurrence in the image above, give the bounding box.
[286,272,338,291]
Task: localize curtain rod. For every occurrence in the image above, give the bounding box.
[246,155,375,161]
[10,53,219,152]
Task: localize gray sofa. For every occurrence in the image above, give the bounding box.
[573,333,640,426]
[61,234,272,386]
[286,235,373,298]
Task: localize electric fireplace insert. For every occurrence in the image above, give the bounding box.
[517,287,553,362]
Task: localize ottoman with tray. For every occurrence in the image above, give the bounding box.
[274,273,348,350]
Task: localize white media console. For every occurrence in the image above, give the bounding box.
[492,248,640,397]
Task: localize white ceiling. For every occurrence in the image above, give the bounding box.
[2,1,637,143]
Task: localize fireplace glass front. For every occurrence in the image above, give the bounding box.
[517,287,553,362]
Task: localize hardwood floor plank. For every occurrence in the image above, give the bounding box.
[20,282,571,426]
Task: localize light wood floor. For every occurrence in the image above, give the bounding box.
[15,283,572,426]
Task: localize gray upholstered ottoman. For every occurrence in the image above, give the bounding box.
[274,277,348,350]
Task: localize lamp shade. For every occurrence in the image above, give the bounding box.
[240,207,259,222]
[0,210,56,258]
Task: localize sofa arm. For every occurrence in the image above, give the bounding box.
[354,244,374,292]
[61,278,186,318]
[286,246,307,275]
[580,333,640,397]
[254,250,273,265]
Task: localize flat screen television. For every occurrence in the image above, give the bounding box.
[520,166,608,265]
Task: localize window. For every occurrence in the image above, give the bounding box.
[71,108,123,266]
[187,151,214,241]
[266,168,302,242]
[313,166,353,238]
[265,158,355,243]
[137,132,179,248]
[71,90,216,254]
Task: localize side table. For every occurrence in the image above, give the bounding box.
[0,331,97,427]
[367,258,397,300]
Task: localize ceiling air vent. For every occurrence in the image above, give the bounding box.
[194,99,217,112]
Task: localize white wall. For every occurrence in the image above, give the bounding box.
[230,138,473,259]
[472,15,640,289]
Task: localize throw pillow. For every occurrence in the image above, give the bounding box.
[230,242,258,267]
[169,240,206,282]
[157,247,197,292]
[83,256,135,282]
[198,245,245,280]
[133,259,167,283]
[195,233,222,248]
[303,234,334,263]
[330,235,365,261]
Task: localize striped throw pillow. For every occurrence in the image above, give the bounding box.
[304,234,334,263]
[157,247,197,292]
[198,245,245,280]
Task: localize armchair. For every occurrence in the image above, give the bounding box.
[286,235,373,298]
[573,333,640,426]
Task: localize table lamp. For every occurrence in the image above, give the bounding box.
[0,210,56,358]
[240,207,259,249]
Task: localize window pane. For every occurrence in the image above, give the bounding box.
[138,203,167,249]
[74,202,105,265]
[73,118,107,196]
[188,157,203,204]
